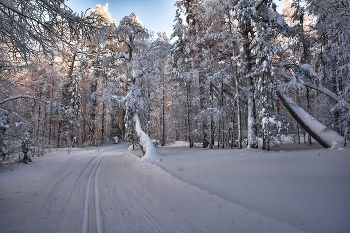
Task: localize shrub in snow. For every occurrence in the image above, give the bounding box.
[0,110,9,158]
[21,133,33,164]
[261,116,286,150]
[113,136,119,144]
[300,64,317,78]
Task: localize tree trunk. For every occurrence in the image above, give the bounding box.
[247,84,257,148]
[278,93,344,148]
[121,108,126,140]
[101,100,106,144]
[210,83,215,149]
[161,87,166,146]
[306,87,312,145]
[243,25,257,148]
[186,84,193,148]
[197,42,209,148]
[199,74,209,148]
[219,76,224,148]
[90,76,97,146]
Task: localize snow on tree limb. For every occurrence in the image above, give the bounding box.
[0,95,61,109]
[277,72,350,110]
[255,0,267,10]
[278,93,344,149]
[0,95,37,105]
[0,0,105,71]
[302,82,350,111]
[133,113,160,161]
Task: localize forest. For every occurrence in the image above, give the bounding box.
[1,0,349,164]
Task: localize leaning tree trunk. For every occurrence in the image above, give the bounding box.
[278,93,344,148]
[133,114,159,160]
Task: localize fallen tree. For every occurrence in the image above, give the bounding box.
[278,93,344,149]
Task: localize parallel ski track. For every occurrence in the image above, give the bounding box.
[59,155,102,233]
[81,155,107,233]
[113,169,166,233]
[59,148,126,233]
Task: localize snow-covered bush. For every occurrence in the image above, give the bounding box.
[113,136,119,144]
[21,133,33,164]
[0,110,9,158]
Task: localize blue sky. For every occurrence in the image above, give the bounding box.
[66,0,177,39]
[66,0,285,40]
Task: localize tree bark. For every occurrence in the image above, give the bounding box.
[210,83,215,149]
[243,23,258,148]
[90,76,97,146]
[161,87,166,146]
[186,84,193,148]
[199,74,209,148]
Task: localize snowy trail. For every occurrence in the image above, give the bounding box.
[0,143,349,232]
[0,144,200,232]
[59,155,101,233]
[99,152,197,232]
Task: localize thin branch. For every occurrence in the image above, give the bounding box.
[277,73,350,110]
[255,0,267,10]
[0,95,36,105]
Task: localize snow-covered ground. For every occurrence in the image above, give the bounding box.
[0,141,349,232]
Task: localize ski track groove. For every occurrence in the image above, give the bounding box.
[81,155,107,233]
[129,193,166,233]
[113,174,129,232]
[59,147,186,233]
[112,166,166,233]
[59,154,102,233]
[94,155,106,233]
[76,149,124,233]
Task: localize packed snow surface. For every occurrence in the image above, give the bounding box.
[0,142,349,233]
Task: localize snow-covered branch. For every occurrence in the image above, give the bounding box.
[0,0,105,70]
[277,73,350,110]
[254,0,267,10]
[0,95,37,105]
[303,82,350,110]
[0,95,65,111]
